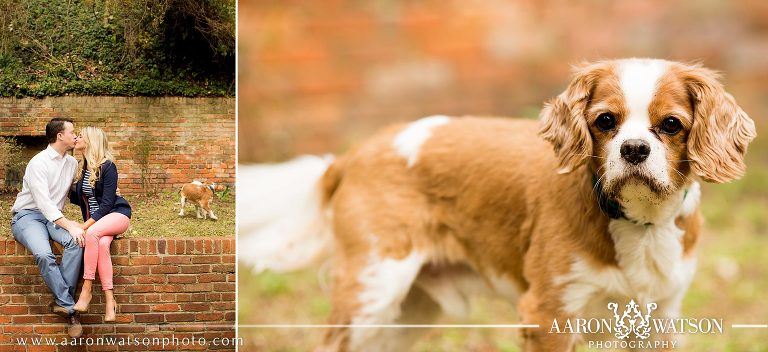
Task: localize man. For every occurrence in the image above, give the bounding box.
[11,117,85,338]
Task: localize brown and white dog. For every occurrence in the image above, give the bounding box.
[179,181,225,220]
[242,59,756,351]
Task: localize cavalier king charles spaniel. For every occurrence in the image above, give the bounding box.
[244,58,756,351]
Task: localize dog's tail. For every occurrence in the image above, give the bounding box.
[238,155,337,273]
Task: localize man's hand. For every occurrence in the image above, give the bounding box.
[54,217,85,248]
[68,223,85,248]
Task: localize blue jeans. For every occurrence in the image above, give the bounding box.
[11,209,83,314]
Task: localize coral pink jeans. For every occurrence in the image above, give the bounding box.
[82,213,130,290]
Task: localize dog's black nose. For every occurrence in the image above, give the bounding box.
[620,139,651,165]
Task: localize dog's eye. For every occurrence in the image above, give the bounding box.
[595,113,616,132]
[660,117,682,135]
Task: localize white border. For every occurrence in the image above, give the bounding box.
[233,0,240,350]
[239,324,539,329]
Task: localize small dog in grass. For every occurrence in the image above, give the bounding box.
[178,181,226,220]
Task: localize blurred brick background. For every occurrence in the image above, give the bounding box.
[0,97,235,195]
[239,0,768,162]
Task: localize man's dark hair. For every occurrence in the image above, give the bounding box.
[45,117,74,144]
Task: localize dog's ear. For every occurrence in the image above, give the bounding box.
[677,63,756,183]
[539,62,611,174]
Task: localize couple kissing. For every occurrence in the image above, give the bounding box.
[10,117,132,338]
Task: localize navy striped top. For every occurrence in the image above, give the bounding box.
[82,170,100,216]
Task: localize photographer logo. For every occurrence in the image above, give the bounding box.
[548,299,723,349]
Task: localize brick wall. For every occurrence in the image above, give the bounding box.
[0,97,235,195]
[0,238,237,351]
[239,0,768,162]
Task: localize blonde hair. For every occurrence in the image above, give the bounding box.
[74,127,115,188]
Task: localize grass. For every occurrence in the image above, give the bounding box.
[0,191,235,238]
[237,151,768,351]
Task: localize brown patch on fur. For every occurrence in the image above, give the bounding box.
[676,209,702,256]
[583,64,625,175]
[670,63,756,183]
[322,156,346,206]
[650,66,696,190]
[540,61,618,174]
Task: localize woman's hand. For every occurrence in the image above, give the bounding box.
[82,218,96,231]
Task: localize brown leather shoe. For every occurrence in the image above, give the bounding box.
[67,313,83,338]
[50,303,70,318]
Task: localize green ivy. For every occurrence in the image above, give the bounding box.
[0,0,234,97]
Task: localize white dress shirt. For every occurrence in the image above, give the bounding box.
[11,145,78,222]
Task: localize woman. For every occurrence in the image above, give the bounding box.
[70,127,131,322]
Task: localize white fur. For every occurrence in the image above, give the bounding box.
[557,252,696,319]
[680,181,701,217]
[620,185,683,225]
[618,180,699,225]
[556,186,700,317]
[238,155,335,272]
[609,220,691,301]
[350,251,426,351]
[617,59,669,113]
[178,194,187,216]
[604,59,673,215]
[392,115,450,167]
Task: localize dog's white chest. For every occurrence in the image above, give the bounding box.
[556,219,697,317]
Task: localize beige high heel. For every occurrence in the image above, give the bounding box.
[104,304,117,322]
[73,295,91,313]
